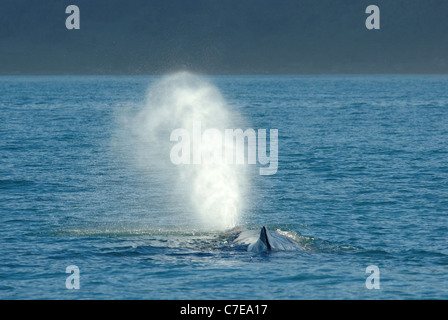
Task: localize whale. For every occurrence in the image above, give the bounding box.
[233,226,302,253]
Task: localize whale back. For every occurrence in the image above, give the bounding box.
[234,226,302,253]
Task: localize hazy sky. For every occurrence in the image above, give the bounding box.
[1,0,447,74]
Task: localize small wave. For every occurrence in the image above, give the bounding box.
[0,179,35,189]
[52,223,359,255]
[52,226,218,238]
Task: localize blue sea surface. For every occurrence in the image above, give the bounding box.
[1,75,447,299]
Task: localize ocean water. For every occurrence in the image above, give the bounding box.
[1,74,447,299]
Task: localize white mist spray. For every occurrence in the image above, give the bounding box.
[124,72,246,231]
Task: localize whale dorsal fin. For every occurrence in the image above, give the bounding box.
[260,226,272,251]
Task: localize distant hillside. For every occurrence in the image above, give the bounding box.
[0,0,447,74]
